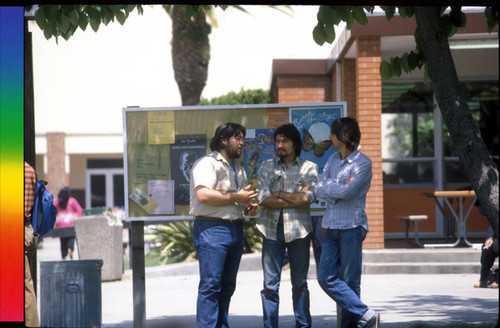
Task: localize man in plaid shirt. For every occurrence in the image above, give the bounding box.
[24,161,39,327]
[256,123,318,328]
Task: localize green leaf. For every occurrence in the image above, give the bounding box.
[380,60,392,80]
[441,15,453,37]
[324,24,335,44]
[484,7,498,33]
[67,8,79,27]
[390,57,402,77]
[407,51,418,70]
[59,14,70,34]
[317,6,335,26]
[34,8,47,30]
[116,10,126,25]
[335,6,350,22]
[89,18,100,32]
[401,53,410,73]
[352,6,368,25]
[43,5,58,18]
[312,24,326,45]
[43,26,53,40]
[398,6,414,19]
[345,11,354,29]
[79,13,89,31]
[380,6,395,20]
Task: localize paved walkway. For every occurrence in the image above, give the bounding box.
[37,237,499,328]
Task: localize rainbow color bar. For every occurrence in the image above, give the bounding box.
[0,6,24,323]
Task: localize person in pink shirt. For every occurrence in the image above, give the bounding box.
[53,187,82,259]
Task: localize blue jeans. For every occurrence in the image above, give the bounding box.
[193,218,244,328]
[311,215,323,268]
[261,223,312,328]
[317,226,375,328]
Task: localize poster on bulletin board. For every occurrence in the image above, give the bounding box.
[123,102,346,221]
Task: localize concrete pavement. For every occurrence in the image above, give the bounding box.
[36,236,499,328]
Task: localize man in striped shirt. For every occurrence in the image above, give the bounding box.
[24,161,39,327]
[315,117,379,328]
[256,123,318,328]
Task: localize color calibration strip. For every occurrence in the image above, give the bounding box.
[0,6,24,323]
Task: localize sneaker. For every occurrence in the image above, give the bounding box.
[365,313,380,328]
[474,281,482,288]
[489,281,499,288]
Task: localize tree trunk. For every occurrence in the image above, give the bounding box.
[413,6,499,237]
[167,5,210,106]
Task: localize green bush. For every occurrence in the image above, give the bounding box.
[147,218,263,264]
[199,88,271,105]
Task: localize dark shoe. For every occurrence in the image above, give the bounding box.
[475,281,499,288]
[365,313,380,328]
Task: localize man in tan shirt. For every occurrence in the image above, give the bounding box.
[190,122,258,328]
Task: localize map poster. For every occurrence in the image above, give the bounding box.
[289,107,343,175]
[170,134,206,205]
[243,129,276,189]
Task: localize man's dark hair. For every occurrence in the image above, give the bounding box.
[274,123,302,157]
[330,117,361,151]
[209,122,246,152]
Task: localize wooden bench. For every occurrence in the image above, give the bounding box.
[396,215,428,247]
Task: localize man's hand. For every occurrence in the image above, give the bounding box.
[344,176,354,184]
[234,184,258,204]
[246,202,258,216]
[485,237,494,249]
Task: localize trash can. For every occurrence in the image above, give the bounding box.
[40,259,103,328]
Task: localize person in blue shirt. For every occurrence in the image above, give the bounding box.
[315,117,380,328]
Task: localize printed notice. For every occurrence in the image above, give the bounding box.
[148,180,175,214]
[170,134,206,205]
[129,188,159,214]
[148,111,175,144]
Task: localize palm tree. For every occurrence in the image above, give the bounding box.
[164,5,211,106]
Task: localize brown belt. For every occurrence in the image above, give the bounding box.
[195,216,243,224]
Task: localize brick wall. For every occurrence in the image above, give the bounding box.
[275,75,331,103]
[45,132,69,196]
[356,37,384,249]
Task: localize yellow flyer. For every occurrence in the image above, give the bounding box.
[148,111,175,144]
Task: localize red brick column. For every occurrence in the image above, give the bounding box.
[45,132,69,195]
[356,37,384,249]
[342,59,357,118]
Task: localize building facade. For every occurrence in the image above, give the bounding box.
[270,10,499,249]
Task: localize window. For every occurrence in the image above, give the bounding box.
[382,80,499,188]
[382,82,435,186]
[86,158,124,209]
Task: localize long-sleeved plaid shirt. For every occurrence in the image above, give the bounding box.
[256,154,318,242]
[24,162,36,219]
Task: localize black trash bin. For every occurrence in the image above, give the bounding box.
[40,259,103,328]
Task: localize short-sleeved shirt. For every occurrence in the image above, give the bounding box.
[256,154,318,242]
[189,151,248,220]
[24,162,36,219]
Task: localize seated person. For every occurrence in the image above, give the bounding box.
[474,223,498,288]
